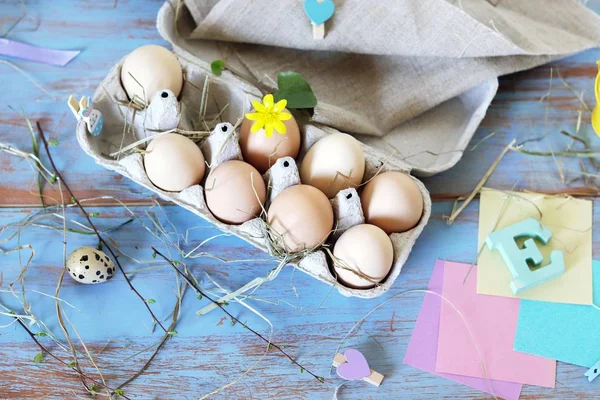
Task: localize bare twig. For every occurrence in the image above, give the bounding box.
[152,247,325,383]
[560,130,600,169]
[447,139,516,224]
[36,121,168,334]
[13,318,131,400]
[116,277,184,390]
[511,147,600,158]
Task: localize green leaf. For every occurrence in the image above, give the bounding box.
[146,298,156,304]
[197,294,203,301]
[50,174,57,184]
[317,376,325,383]
[273,71,317,109]
[114,388,124,397]
[168,330,178,335]
[49,139,59,146]
[90,384,99,396]
[211,59,225,76]
[71,196,77,204]
[300,367,305,373]
[35,332,47,337]
[33,352,43,363]
[68,361,76,368]
[230,318,236,327]
[89,212,99,217]
[151,251,157,259]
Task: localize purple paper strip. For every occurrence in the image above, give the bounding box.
[0,38,79,66]
[403,260,522,400]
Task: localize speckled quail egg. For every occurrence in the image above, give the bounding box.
[67,247,116,284]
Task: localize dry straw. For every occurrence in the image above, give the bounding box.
[4,4,598,397]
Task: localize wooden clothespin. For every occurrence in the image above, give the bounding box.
[304,0,335,40]
[333,349,384,387]
[67,95,103,136]
[585,360,600,382]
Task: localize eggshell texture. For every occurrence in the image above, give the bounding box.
[333,224,394,289]
[121,45,183,104]
[239,111,301,173]
[67,247,116,284]
[300,133,365,198]
[205,160,266,225]
[267,184,334,252]
[144,133,206,192]
[360,171,424,234]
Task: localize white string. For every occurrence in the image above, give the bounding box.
[332,381,351,400]
[330,288,499,400]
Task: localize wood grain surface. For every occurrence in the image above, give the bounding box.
[2,1,600,399]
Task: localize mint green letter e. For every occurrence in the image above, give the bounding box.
[485,217,565,295]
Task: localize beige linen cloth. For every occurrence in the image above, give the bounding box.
[179,0,600,174]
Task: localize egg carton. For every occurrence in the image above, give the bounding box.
[75,9,432,300]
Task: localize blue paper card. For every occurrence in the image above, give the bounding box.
[514,260,600,367]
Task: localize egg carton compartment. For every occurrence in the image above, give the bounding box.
[77,33,431,300]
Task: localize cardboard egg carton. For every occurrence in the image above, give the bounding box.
[77,54,431,298]
[74,3,452,298]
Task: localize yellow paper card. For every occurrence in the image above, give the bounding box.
[477,188,593,305]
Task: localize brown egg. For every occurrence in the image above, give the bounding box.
[267,184,334,252]
[239,111,301,174]
[360,171,424,234]
[299,133,365,198]
[121,45,183,104]
[144,133,205,192]
[205,160,267,225]
[333,224,394,289]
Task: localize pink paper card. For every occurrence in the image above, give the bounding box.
[404,260,522,400]
[436,261,556,387]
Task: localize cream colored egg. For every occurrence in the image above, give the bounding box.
[144,133,206,192]
[205,160,266,225]
[267,184,334,252]
[300,133,365,198]
[121,45,183,104]
[239,111,301,174]
[360,171,424,234]
[333,224,394,289]
[67,247,116,284]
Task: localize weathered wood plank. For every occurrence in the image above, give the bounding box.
[2,0,600,399]
[0,201,598,399]
[1,2,600,205]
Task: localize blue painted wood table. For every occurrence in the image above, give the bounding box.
[1,1,600,399]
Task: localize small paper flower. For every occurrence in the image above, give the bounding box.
[245,94,292,138]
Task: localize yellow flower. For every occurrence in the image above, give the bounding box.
[245,94,292,138]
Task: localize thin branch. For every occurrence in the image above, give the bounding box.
[511,146,600,158]
[447,139,516,224]
[36,121,168,334]
[151,247,324,383]
[560,130,600,169]
[115,277,183,390]
[13,318,131,400]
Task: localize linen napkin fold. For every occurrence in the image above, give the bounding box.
[179,0,600,173]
